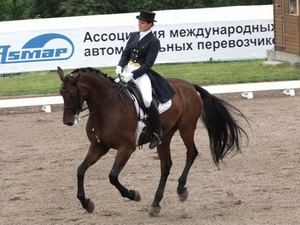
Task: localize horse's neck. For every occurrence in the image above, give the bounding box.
[82,74,118,109]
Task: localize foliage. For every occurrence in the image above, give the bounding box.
[0,0,31,21]
[29,0,62,18]
[0,0,273,21]
[58,0,120,17]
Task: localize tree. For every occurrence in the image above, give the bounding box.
[0,0,9,21]
[213,0,272,6]
[58,0,120,16]
[123,0,206,11]
[0,0,273,21]
[30,0,62,18]
[0,0,31,21]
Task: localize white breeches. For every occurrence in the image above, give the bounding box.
[123,64,152,108]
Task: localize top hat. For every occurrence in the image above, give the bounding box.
[136,10,157,22]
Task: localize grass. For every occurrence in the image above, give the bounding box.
[154,60,300,84]
[0,59,299,97]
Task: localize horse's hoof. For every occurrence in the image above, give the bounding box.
[149,206,161,217]
[85,199,95,213]
[178,189,189,202]
[134,190,141,202]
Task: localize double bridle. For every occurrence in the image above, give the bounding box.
[60,74,87,116]
[60,74,133,119]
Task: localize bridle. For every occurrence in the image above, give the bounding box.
[60,74,87,116]
[60,73,134,119]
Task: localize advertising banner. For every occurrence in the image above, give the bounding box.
[0,5,273,74]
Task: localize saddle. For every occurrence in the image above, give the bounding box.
[127,81,159,112]
[126,81,158,146]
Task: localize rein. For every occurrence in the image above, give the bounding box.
[61,73,133,119]
[80,81,131,119]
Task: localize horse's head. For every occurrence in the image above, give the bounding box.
[57,66,86,126]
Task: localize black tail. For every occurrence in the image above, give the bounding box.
[194,85,249,167]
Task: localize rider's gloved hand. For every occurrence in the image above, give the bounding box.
[120,72,133,83]
[115,66,122,75]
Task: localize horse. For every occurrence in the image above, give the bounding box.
[57,66,249,216]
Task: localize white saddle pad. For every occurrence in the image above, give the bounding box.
[133,98,172,120]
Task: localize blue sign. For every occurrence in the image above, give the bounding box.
[0,33,74,64]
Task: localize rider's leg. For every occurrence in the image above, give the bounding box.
[147,101,162,149]
[133,74,161,149]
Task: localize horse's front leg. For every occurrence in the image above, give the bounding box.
[77,143,109,213]
[108,148,141,202]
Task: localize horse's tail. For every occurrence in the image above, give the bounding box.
[194,85,249,167]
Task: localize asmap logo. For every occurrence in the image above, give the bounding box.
[0,33,74,64]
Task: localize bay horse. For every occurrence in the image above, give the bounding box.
[57,66,248,216]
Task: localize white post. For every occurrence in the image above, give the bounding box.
[241,91,254,99]
[42,104,52,113]
[283,89,295,96]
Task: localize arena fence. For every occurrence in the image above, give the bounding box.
[1,80,299,113]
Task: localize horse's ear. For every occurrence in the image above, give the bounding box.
[57,66,64,81]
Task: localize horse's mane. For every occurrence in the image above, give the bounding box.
[71,67,115,82]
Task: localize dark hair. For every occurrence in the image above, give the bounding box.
[146,21,154,27]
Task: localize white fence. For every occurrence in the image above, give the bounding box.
[1,81,299,113]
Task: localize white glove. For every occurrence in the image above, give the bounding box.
[115,65,122,75]
[120,72,133,82]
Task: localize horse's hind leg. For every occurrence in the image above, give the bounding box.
[77,143,109,213]
[177,125,198,202]
[149,131,175,217]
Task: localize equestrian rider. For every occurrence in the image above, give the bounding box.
[116,10,175,149]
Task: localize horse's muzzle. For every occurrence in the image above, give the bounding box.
[64,120,74,126]
[63,114,80,126]
[66,121,74,126]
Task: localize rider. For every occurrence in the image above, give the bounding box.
[116,10,175,149]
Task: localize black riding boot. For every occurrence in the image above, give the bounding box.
[147,102,162,149]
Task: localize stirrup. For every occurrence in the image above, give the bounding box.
[149,133,162,149]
